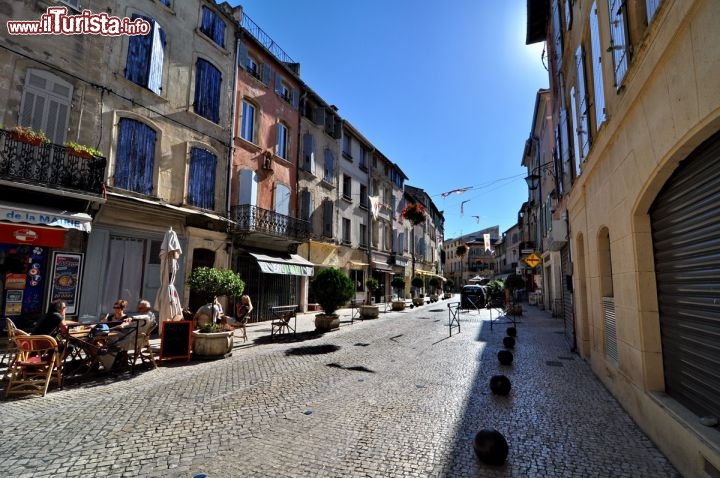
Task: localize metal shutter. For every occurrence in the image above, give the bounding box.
[650,130,720,420]
[561,244,574,349]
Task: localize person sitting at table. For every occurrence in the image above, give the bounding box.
[32,299,82,337]
[219,294,253,331]
[136,299,156,321]
[96,312,157,371]
[101,299,131,325]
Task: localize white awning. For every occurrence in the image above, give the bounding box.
[106,192,234,224]
[0,201,92,232]
[249,252,314,277]
[372,261,393,272]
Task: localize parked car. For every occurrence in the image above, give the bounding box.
[460,285,486,309]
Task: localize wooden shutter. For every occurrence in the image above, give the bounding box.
[589,2,606,128]
[608,0,630,88]
[322,200,333,237]
[575,46,591,157]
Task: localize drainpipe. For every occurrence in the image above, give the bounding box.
[366,148,375,305]
[226,37,241,270]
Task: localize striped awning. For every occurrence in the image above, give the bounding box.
[249,252,314,277]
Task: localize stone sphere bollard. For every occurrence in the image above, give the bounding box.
[490,374,511,395]
[506,326,517,337]
[497,350,514,366]
[473,429,509,466]
[503,336,516,349]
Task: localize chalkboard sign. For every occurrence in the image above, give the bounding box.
[160,320,193,361]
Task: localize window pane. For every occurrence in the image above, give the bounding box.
[241,101,255,142]
[277,123,288,159]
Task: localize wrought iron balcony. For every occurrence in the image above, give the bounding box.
[0,128,106,197]
[230,204,311,243]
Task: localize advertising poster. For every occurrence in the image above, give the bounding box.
[47,252,84,316]
[4,289,23,315]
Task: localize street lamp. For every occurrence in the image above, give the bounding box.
[524,161,559,192]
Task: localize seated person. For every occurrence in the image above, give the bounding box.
[96,314,157,370]
[136,299,156,322]
[101,299,131,326]
[219,295,254,331]
[32,299,82,337]
[194,297,224,329]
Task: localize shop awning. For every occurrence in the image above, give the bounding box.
[249,252,314,277]
[348,261,369,270]
[372,261,393,272]
[0,201,92,232]
[106,192,235,224]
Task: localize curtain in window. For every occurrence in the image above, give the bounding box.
[241,101,255,142]
[126,15,165,94]
[194,58,221,123]
[102,237,144,313]
[200,6,225,47]
[188,147,217,209]
[115,118,156,195]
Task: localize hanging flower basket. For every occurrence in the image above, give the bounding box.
[456,244,469,257]
[400,202,426,225]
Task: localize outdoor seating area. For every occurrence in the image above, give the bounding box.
[1,315,158,399]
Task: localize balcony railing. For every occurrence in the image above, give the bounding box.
[0,128,106,196]
[230,204,310,242]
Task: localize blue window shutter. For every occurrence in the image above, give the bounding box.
[275,73,282,95]
[291,88,300,109]
[200,6,225,48]
[188,147,217,209]
[237,41,248,68]
[300,190,311,220]
[608,0,629,88]
[324,149,334,181]
[194,58,221,123]
[115,118,156,195]
[262,64,272,85]
[575,46,591,157]
[125,14,153,86]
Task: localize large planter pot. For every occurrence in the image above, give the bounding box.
[412,298,425,307]
[443,292,452,300]
[391,300,406,311]
[192,330,233,359]
[359,304,379,319]
[315,313,340,332]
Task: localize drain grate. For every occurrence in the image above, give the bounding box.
[557,356,574,360]
[546,360,564,367]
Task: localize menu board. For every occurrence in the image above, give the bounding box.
[47,252,84,316]
[160,320,193,361]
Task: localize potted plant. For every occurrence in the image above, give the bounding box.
[411,276,425,306]
[390,276,406,311]
[310,267,355,331]
[64,141,103,159]
[428,276,441,303]
[187,266,245,359]
[360,277,380,319]
[400,202,426,226]
[503,274,525,316]
[10,126,49,146]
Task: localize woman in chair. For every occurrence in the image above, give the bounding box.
[218,295,253,331]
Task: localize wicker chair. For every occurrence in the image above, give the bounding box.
[5,335,63,398]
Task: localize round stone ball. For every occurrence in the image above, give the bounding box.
[503,336,516,349]
[497,350,514,366]
[473,429,509,466]
[489,374,511,396]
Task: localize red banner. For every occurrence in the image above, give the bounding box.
[0,223,66,248]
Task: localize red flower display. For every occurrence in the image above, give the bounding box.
[400,202,426,225]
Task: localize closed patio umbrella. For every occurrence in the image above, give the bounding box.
[155,227,183,333]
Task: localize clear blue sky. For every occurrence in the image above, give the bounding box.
[231,0,548,240]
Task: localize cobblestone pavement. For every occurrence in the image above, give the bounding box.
[0,299,679,478]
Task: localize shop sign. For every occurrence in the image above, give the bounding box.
[47,252,84,316]
[524,253,541,268]
[0,223,65,247]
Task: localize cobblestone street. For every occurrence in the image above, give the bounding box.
[0,300,679,477]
